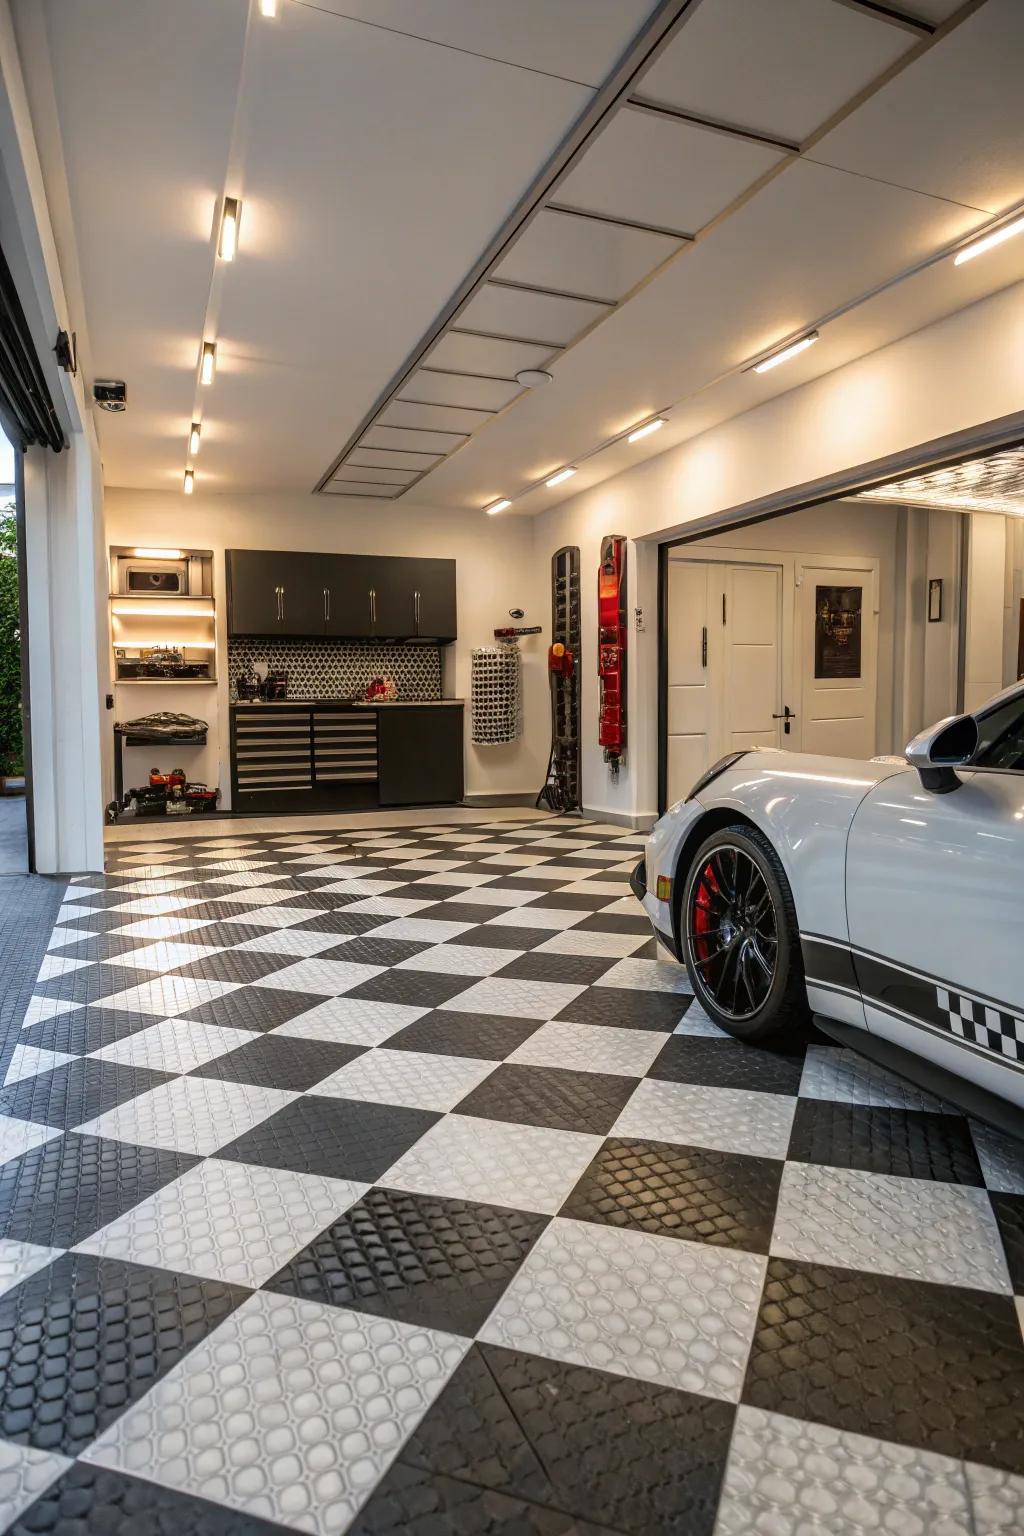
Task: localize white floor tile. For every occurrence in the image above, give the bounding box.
[314,1048,496,1112]
[0,1237,64,1299]
[594,957,692,994]
[3,1044,77,1086]
[715,1406,972,1536]
[77,1075,296,1154]
[232,928,348,958]
[485,906,588,932]
[217,905,320,929]
[507,1019,665,1077]
[534,928,648,959]
[479,1216,765,1402]
[799,1045,958,1113]
[385,1113,601,1215]
[76,1157,367,1287]
[256,957,384,996]
[101,976,240,1017]
[275,996,428,1047]
[342,895,436,917]
[439,976,586,1021]
[91,1018,260,1074]
[20,996,81,1028]
[964,1462,1024,1535]
[35,954,90,983]
[614,1079,796,1160]
[82,1291,468,1532]
[771,1163,1012,1294]
[396,943,519,977]
[114,915,218,941]
[0,1116,61,1167]
[454,886,548,908]
[368,917,476,943]
[0,1442,73,1528]
[114,941,226,973]
[672,998,729,1036]
[313,879,406,897]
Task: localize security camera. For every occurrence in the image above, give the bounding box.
[93,380,127,412]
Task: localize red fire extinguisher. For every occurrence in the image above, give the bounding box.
[597,535,627,776]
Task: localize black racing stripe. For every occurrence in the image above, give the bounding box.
[853,952,948,1030]
[800,935,858,992]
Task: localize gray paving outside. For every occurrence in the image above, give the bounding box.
[0,798,26,876]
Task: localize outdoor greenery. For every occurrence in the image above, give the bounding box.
[0,503,23,779]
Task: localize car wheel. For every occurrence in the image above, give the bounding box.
[681,822,809,1042]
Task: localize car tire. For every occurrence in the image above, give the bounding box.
[680,821,809,1042]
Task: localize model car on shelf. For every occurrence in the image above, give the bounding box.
[632,681,1024,1129]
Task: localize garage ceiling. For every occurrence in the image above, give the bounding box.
[22,0,1024,509]
[859,444,1024,515]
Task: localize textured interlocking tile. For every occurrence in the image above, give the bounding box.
[715,1405,972,1536]
[554,986,689,1032]
[671,999,728,1036]
[0,1115,60,1169]
[267,1186,548,1335]
[0,1250,248,1455]
[592,957,692,994]
[233,927,348,957]
[613,1079,796,1160]
[82,1290,469,1534]
[76,1157,367,1288]
[90,1017,261,1073]
[385,1114,601,1215]
[439,978,586,1022]
[770,1162,1012,1293]
[506,1019,665,1077]
[76,1074,297,1155]
[217,1094,439,1182]
[649,1036,804,1095]
[2,1044,77,1087]
[964,1461,1024,1534]
[100,975,241,1018]
[0,1440,72,1528]
[534,928,647,959]
[971,1121,1024,1195]
[454,1062,637,1136]
[314,1048,496,1112]
[256,958,386,997]
[799,1046,957,1113]
[383,1011,540,1061]
[10,1460,298,1534]
[0,1237,64,1300]
[193,1033,365,1092]
[275,996,428,1047]
[0,1058,171,1130]
[396,943,521,977]
[480,1216,765,1402]
[786,1099,985,1184]
[744,1257,1024,1472]
[485,906,587,932]
[0,1131,199,1248]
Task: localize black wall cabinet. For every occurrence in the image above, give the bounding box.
[226,549,456,641]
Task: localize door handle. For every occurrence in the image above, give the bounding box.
[369,588,376,625]
[323,587,330,623]
[701,626,708,668]
[772,705,796,735]
[414,589,421,633]
[275,585,283,622]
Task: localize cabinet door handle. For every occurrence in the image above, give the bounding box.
[701,625,708,668]
[414,589,420,632]
[323,587,330,623]
[274,585,283,622]
[369,588,376,625]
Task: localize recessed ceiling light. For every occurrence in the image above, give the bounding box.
[515,369,553,388]
[627,418,666,444]
[953,214,1024,266]
[752,331,819,374]
[189,422,201,456]
[259,0,279,16]
[183,469,195,495]
[133,548,183,559]
[200,341,217,386]
[545,467,577,488]
[218,197,241,261]
[485,499,511,515]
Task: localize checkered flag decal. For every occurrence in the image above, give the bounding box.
[938,986,1024,1062]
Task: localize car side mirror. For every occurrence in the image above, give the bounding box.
[905,712,979,794]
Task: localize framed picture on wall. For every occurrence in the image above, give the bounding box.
[928,578,943,623]
[814,585,862,679]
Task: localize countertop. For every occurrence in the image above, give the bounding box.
[231,697,464,708]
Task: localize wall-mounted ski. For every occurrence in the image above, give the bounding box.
[537,546,581,813]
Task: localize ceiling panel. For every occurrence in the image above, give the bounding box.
[346,447,441,471]
[458,284,611,347]
[361,425,467,455]
[300,0,660,88]
[404,369,524,410]
[807,0,1024,214]
[635,0,914,145]
[494,207,685,303]
[324,482,402,498]
[329,466,418,485]
[554,105,789,234]
[426,332,557,378]
[902,0,970,20]
[380,401,492,434]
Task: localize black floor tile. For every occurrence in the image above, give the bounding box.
[531,892,614,911]
[400,1342,734,1536]
[265,1186,548,1334]
[495,952,616,986]
[40,931,152,965]
[560,1136,784,1252]
[349,1461,614,1536]
[217,1093,439,1181]
[554,986,688,1032]
[345,970,477,1008]
[175,922,286,948]
[167,949,300,984]
[574,913,650,936]
[384,1011,541,1061]
[0,1252,248,1455]
[648,1036,805,1095]
[418,902,509,926]
[191,1034,365,1091]
[743,1256,1024,1472]
[324,936,433,967]
[0,1059,171,1128]
[10,1460,294,1535]
[0,1132,200,1248]
[18,1006,164,1057]
[33,964,162,1007]
[786,1100,986,1184]
[447,925,554,951]
[290,910,397,936]
[990,1191,1024,1292]
[455,1063,636,1136]
[178,984,326,1033]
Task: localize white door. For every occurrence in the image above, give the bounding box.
[798,564,878,758]
[666,558,783,805]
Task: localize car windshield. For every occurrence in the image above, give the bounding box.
[972,692,1024,771]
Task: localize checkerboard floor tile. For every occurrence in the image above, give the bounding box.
[0,812,1021,1536]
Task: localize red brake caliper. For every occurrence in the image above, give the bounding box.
[692,861,717,965]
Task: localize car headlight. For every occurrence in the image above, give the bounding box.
[685,751,747,802]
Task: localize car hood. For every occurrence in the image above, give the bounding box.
[721,747,909,791]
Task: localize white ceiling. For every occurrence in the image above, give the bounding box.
[25,0,1024,510]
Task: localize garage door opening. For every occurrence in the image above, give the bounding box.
[658,442,1024,811]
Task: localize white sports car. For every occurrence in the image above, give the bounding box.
[633,681,1024,1130]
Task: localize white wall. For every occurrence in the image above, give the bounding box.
[964,512,1009,711]
[104,489,548,805]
